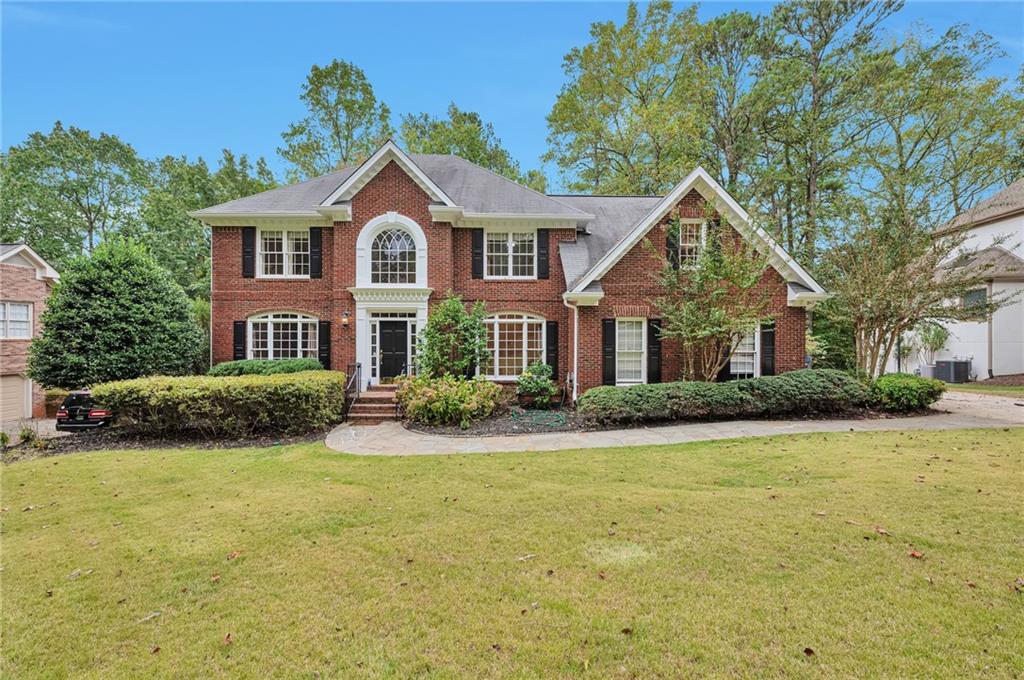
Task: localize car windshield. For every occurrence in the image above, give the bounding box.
[62,394,93,409]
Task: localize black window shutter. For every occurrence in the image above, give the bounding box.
[760,321,776,376]
[717,344,733,382]
[471,229,484,279]
[545,320,558,381]
[318,320,331,369]
[309,227,323,279]
[647,319,662,384]
[602,319,616,386]
[537,229,550,279]
[233,321,247,360]
[666,225,680,270]
[242,227,256,278]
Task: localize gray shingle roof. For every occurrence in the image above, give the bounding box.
[0,243,22,256]
[193,154,589,219]
[553,195,662,288]
[940,178,1024,232]
[941,245,1024,280]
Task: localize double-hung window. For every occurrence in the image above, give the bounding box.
[0,302,31,339]
[259,229,310,277]
[615,319,645,385]
[482,314,545,379]
[485,230,536,278]
[249,312,318,359]
[730,330,757,379]
[678,221,705,266]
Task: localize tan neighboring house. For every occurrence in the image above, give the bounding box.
[1,244,59,421]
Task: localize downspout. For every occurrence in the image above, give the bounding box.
[208,222,214,370]
[563,297,579,403]
[987,280,994,379]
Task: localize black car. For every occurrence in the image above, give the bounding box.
[55,392,113,431]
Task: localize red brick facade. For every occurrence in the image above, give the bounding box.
[211,161,806,397]
[1,262,53,418]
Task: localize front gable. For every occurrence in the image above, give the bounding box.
[320,140,456,209]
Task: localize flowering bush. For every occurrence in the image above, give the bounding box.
[516,362,558,408]
[395,375,505,429]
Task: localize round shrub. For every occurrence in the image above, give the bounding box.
[208,358,324,377]
[91,370,346,437]
[516,362,558,407]
[395,375,505,429]
[870,373,945,412]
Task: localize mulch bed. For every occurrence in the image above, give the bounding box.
[969,374,1024,386]
[1,427,330,463]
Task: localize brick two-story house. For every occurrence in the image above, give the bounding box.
[1,244,59,420]
[192,141,826,400]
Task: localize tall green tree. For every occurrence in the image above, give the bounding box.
[401,102,546,191]
[141,150,276,297]
[545,1,708,194]
[0,122,149,268]
[27,239,203,389]
[279,59,394,180]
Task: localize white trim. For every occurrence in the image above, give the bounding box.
[368,312,418,382]
[481,313,547,381]
[729,326,761,379]
[0,244,59,280]
[0,301,33,340]
[355,212,428,288]
[614,318,647,386]
[246,312,319,360]
[569,167,826,300]
[563,298,580,402]
[428,205,594,225]
[256,227,311,279]
[483,227,538,280]
[355,302,429,386]
[190,212,333,228]
[562,291,604,306]
[320,140,456,208]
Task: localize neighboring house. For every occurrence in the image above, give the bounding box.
[192,141,826,399]
[0,244,59,420]
[891,179,1024,380]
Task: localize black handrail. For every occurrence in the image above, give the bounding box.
[343,362,361,420]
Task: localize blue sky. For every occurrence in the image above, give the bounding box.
[3,1,1022,191]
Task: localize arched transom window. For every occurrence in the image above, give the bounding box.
[249,312,318,360]
[483,313,545,380]
[371,228,417,284]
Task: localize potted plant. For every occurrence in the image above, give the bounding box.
[916,322,949,379]
[516,362,558,409]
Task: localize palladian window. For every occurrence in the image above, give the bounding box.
[371,228,417,284]
[482,313,545,380]
[248,312,318,360]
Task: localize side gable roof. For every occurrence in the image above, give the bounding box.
[566,167,826,298]
[0,243,59,280]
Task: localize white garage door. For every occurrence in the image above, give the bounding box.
[1,374,30,421]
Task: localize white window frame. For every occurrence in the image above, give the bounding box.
[257,227,311,279]
[482,313,546,380]
[615,318,647,386]
[0,302,32,340]
[729,327,761,379]
[247,312,319,360]
[370,228,417,285]
[483,228,537,280]
[676,219,707,268]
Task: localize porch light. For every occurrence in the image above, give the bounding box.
[341,311,351,327]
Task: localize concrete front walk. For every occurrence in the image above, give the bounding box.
[325,391,1024,456]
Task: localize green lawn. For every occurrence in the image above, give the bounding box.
[947,382,1024,398]
[3,429,1022,678]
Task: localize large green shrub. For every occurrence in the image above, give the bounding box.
[91,371,346,437]
[416,292,488,378]
[870,373,945,412]
[208,358,323,376]
[577,369,870,425]
[395,375,505,429]
[516,362,558,407]
[27,239,203,389]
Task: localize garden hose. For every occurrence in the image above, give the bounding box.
[511,409,567,427]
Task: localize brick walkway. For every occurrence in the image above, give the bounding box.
[325,391,1024,456]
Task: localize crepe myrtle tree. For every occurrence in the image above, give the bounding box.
[28,238,203,389]
[416,292,489,378]
[648,213,774,381]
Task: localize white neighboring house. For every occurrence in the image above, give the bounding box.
[891,179,1024,380]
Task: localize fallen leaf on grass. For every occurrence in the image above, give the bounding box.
[516,553,536,562]
[137,611,161,624]
[226,551,240,561]
[151,646,160,654]
[621,627,633,636]
[965,580,976,589]
[873,526,890,536]
[908,551,924,559]
[803,647,815,657]
[597,571,607,580]
[223,633,233,645]
[210,574,221,582]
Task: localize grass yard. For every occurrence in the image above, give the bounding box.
[2,429,1022,678]
[947,382,1024,398]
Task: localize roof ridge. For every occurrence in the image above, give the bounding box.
[440,155,591,218]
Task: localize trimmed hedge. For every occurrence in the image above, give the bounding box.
[91,371,346,437]
[871,373,945,412]
[577,369,870,425]
[395,375,506,429]
[208,358,324,376]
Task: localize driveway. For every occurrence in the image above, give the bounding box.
[325,391,1024,456]
[1,418,65,442]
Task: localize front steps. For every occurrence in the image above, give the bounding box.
[347,384,399,426]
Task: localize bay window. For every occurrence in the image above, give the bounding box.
[615,319,645,385]
[485,230,536,278]
[483,314,545,379]
[249,312,318,360]
[259,229,310,277]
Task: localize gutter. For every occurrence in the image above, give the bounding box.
[987,280,994,378]
[562,297,580,403]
